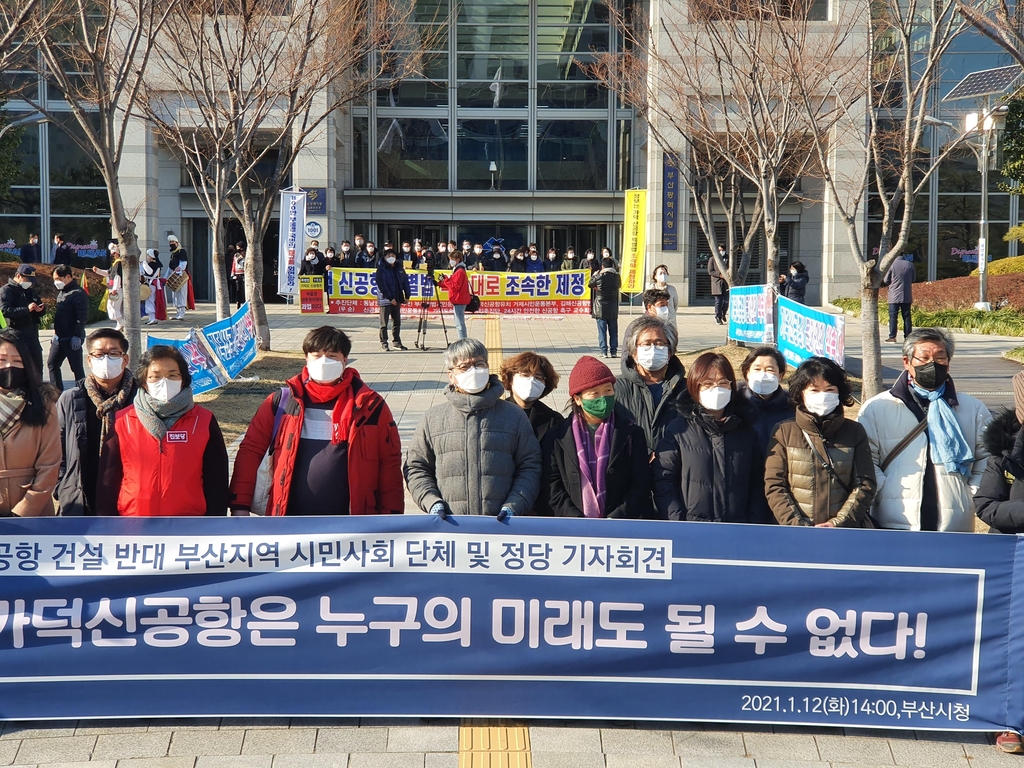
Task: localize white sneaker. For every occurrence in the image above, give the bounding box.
[146,318,158,325]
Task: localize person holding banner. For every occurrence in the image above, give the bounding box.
[96,345,228,516]
[229,326,403,517]
[737,347,794,453]
[376,249,411,351]
[436,250,471,341]
[547,356,651,519]
[404,338,541,519]
[589,257,620,359]
[858,328,990,531]
[653,352,769,523]
[765,357,876,528]
[0,329,60,517]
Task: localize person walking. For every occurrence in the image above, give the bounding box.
[376,249,411,351]
[96,345,228,516]
[47,264,88,391]
[883,253,915,343]
[779,261,810,304]
[547,356,652,519]
[737,346,794,453]
[590,257,620,358]
[0,329,60,516]
[653,352,770,523]
[709,246,730,325]
[52,233,75,266]
[616,315,690,454]
[0,264,46,379]
[230,245,246,308]
[858,328,990,531]
[404,338,541,518]
[649,265,678,328]
[167,234,193,321]
[765,357,876,528]
[55,329,138,516]
[229,326,403,516]
[436,249,472,340]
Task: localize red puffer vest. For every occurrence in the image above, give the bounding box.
[114,405,213,516]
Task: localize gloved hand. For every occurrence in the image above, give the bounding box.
[429,501,449,519]
[70,337,82,351]
[497,506,515,522]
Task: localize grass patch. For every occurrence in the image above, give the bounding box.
[1005,347,1024,365]
[195,350,304,442]
[833,297,1024,336]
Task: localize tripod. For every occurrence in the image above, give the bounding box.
[414,276,450,351]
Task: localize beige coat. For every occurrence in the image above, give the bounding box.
[0,405,60,516]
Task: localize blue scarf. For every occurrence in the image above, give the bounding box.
[910,381,974,479]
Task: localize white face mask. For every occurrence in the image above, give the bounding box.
[530,254,539,260]
[19,281,31,290]
[306,254,316,261]
[636,345,670,371]
[511,374,545,403]
[699,386,732,412]
[306,355,345,383]
[655,272,667,284]
[790,268,797,276]
[90,354,124,381]
[342,246,350,252]
[148,377,182,403]
[655,306,670,321]
[53,280,66,291]
[804,391,841,417]
[386,256,396,265]
[747,371,780,396]
[449,259,458,268]
[454,365,490,394]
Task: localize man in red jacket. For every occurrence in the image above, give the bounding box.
[228,326,403,515]
[436,250,471,340]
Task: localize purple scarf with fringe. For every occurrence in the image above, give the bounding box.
[572,411,614,518]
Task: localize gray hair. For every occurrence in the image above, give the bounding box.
[902,328,954,361]
[625,315,678,358]
[443,337,488,370]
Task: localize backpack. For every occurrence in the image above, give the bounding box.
[250,387,292,516]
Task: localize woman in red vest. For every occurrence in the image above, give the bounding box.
[96,346,229,516]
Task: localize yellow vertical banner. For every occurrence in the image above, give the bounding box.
[620,189,647,293]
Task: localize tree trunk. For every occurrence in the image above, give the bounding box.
[110,192,142,358]
[763,218,780,289]
[210,212,231,320]
[860,274,883,400]
[242,232,271,351]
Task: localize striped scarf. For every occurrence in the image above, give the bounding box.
[0,390,26,439]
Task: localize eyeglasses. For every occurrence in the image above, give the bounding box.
[451,359,486,373]
[637,341,668,350]
[89,351,125,360]
[698,379,732,391]
[910,355,949,366]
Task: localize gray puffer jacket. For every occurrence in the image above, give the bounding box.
[404,378,542,515]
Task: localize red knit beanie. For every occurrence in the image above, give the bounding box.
[569,356,615,397]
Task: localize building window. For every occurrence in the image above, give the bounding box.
[457,119,528,189]
[377,118,449,189]
[537,119,608,190]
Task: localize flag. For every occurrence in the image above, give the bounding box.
[79,269,89,294]
[489,66,502,108]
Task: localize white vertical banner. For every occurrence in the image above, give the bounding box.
[278,190,307,297]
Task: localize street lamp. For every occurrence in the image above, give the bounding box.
[489,161,497,190]
[0,111,48,141]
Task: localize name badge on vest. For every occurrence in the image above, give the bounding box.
[166,431,189,443]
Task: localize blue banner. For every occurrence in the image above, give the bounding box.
[146,329,227,395]
[728,285,775,345]
[662,153,679,251]
[776,295,846,367]
[200,302,258,380]
[0,516,1019,730]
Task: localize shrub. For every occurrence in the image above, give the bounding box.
[970,256,1024,277]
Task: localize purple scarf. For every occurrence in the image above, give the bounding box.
[572,411,614,518]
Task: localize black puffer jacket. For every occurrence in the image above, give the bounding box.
[653,399,772,524]
[547,405,653,519]
[975,408,1024,532]
[516,398,565,516]
[737,382,795,453]
[54,283,89,340]
[614,356,690,453]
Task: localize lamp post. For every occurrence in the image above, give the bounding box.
[0,111,48,141]
[965,106,1007,311]
[489,161,497,190]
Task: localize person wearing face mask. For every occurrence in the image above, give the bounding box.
[356,241,378,268]
[737,346,794,453]
[0,264,46,378]
[48,264,88,391]
[653,352,770,523]
[765,357,875,528]
[55,329,138,516]
[376,249,411,351]
[435,250,472,340]
[648,264,678,328]
[404,338,541,519]
[96,346,228,516]
[526,248,545,274]
[93,244,125,331]
[582,249,598,275]
[468,243,485,271]
[615,315,690,453]
[507,248,527,273]
[20,233,39,263]
[0,329,60,516]
[167,234,195,321]
[52,233,75,266]
[229,245,246,308]
[779,260,810,305]
[858,328,990,531]
[544,249,560,272]
[352,235,368,265]
[619,290,672,364]
[590,257,621,359]
[140,248,166,325]
[299,246,325,276]
[229,326,403,516]
[401,241,414,264]
[709,245,730,325]
[482,244,506,272]
[547,356,651,519]
[560,247,577,271]
[339,240,354,267]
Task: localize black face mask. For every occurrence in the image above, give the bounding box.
[913,361,948,391]
[0,366,27,391]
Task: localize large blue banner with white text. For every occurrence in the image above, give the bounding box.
[0,516,1020,730]
[728,285,775,345]
[200,302,258,380]
[146,329,227,395]
[776,295,846,367]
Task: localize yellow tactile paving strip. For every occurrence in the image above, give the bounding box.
[459,722,531,768]
[485,316,504,373]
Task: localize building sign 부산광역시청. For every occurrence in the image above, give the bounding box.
[662,154,679,251]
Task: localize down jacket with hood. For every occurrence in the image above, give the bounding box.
[653,398,772,523]
[975,408,1024,533]
[404,377,542,516]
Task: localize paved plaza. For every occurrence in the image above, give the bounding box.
[19,301,1024,768]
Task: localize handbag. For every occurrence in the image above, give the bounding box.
[467,294,481,313]
[251,387,292,516]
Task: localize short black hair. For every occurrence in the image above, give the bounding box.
[136,345,191,389]
[740,346,787,379]
[87,328,129,354]
[53,264,74,279]
[302,326,352,357]
[54,233,65,241]
[788,356,853,408]
[601,257,615,269]
[642,288,671,308]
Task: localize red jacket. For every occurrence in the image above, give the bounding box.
[437,264,471,305]
[229,368,403,515]
[97,404,229,516]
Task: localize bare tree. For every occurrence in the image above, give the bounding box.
[0,0,44,90]
[27,0,182,356]
[956,0,1024,69]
